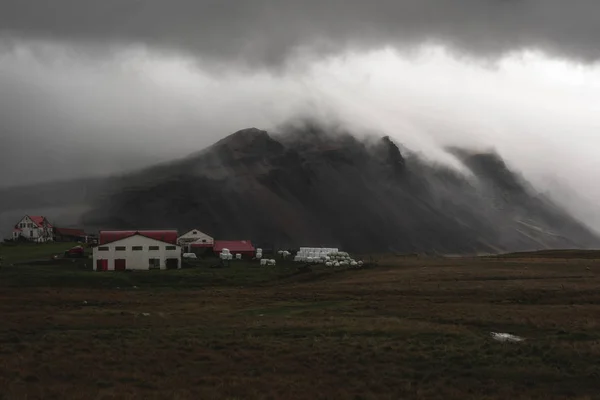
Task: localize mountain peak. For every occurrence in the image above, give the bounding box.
[213,128,284,156]
[218,128,269,145]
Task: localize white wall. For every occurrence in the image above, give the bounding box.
[177,229,214,245]
[14,215,53,242]
[92,234,181,271]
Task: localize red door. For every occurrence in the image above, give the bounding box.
[96,259,108,271]
[114,259,126,271]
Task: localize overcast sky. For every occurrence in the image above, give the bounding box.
[1,1,600,227]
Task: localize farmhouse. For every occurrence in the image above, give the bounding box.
[12,215,54,242]
[214,240,256,259]
[93,230,181,271]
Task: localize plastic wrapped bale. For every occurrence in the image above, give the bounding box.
[325,262,332,267]
[350,261,358,267]
[269,259,276,266]
[278,250,283,255]
[334,262,340,267]
[183,253,197,259]
[256,253,263,259]
[236,254,242,260]
[358,261,364,266]
[260,259,267,266]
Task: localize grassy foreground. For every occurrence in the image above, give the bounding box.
[1,245,599,399]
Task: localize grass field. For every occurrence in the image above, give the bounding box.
[1,245,599,399]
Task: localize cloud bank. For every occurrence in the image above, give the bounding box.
[1,1,599,229]
[3,0,600,65]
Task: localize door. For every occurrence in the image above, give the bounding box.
[96,259,108,272]
[149,258,161,270]
[114,259,126,271]
[166,258,179,270]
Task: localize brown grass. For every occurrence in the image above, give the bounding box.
[1,256,599,399]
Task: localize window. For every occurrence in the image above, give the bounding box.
[98,246,109,251]
[132,246,143,251]
[115,246,126,251]
[30,231,34,237]
[149,246,160,251]
[202,239,207,243]
[166,246,176,250]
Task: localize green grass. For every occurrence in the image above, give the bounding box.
[0,241,83,263]
[0,243,323,289]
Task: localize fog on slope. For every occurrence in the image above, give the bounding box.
[1,42,599,230]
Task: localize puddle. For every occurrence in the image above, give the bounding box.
[490,332,525,342]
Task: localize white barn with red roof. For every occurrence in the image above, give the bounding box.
[93,230,181,271]
[12,215,54,242]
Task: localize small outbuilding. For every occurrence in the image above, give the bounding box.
[213,240,255,259]
[54,227,87,243]
[93,230,181,271]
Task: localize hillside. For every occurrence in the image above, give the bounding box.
[78,122,598,253]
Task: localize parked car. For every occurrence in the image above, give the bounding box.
[64,246,85,258]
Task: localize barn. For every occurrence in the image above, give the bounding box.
[93,230,181,271]
[177,229,214,255]
[213,240,256,259]
[177,229,214,247]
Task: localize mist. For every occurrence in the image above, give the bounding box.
[1,38,600,230]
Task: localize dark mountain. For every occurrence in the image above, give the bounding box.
[75,123,598,253]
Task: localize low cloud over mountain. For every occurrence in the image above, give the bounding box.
[73,122,598,253]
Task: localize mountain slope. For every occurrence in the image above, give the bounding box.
[81,124,599,253]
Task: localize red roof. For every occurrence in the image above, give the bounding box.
[55,227,86,236]
[30,216,52,228]
[214,240,255,253]
[190,243,214,248]
[99,230,178,245]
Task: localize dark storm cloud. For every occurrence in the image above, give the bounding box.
[2,0,600,65]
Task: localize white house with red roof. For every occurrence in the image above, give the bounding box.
[12,215,54,242]
[92,230,181,271]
